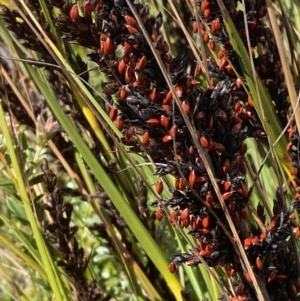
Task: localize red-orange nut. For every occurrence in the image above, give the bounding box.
[70,4,79,21]
[118,59,127,74]
[182,101,190,114]
[255,256,263,270]
[202,32,209,43]
[123,41,132,55]
[222,191,233,202]
[147,118,160,126]
[200,135,210,149]
[169,262,176,273]
[155,207,163,221]
[149,88,159,101]
[202,216,210,229]
[109,106,118,121]
[180,208,189,220]
[141,131,150,145]
[162,135,172,143]
[126,24,138,34]
[137,55,147,70]
[156,180,163,195]
[114,116,124,131]
[209,40,216,51]
[83,0,95,14]
[120,85,127,100]
[160,115,170,128]
[177,178,186,190]
[101,37,114,54]
[203,8,211,18]
[189,170,196,187]
[124,15,137,28]
[169,125,178,138]
[201,0,210,10]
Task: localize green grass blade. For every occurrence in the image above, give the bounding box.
[0,102,69,301]
[0,230,47,280]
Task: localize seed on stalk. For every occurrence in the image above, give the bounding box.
[251,236,260,246]
[125,127,135,140]
[125,66,135,82]
[83,1,95,14]
[114,116,124,131]
[162,104,171,111]
[168,211,178,225]
[155,208,163,221]
[151,28,158,42]
[109,106,118,121]
[118,59,127,74]
[177,178,186,190]
[203,8,211,18]
[180,208,189,220]
[218,49,224,59]
[149,88,159,101]
[126,24,138,34]
[228,201,236,212]
[70,4,79,21]
[164,90,173,104]
[222,159,230,173]
[255,256,263,270]
[141,131,150,145]
[239,182,248,197]
[205,191,213,206]
[222,191,233,202]
[101,37,114,54]
[231,122,242,135]
[236,78,242,88]
[162,135,172,143]
[156,180,163,195]
[195,64,202,76]
[175,85,183,98]
[160,115,170,128]
[202,216,210,229]
[169,125,178,138]
[169,262,176,273]
[245,272,252,282]
[201,0,210,10]
[223,181,231,191]
[120,85,127,100]
[200,135,210,149]
[125,15,137,28]
[189,170,196,187]
[82,0,96,16]
[219,58,227,70]
[203,32,209,43]
[247,95,254,107]
[209,40,216,50]
[193,22,198,33]
[147,118,160,126]
[182,101,190,114]
[216,108,227,122]
[137,55,147,70]
[268,269,277,283]
[123,41,132,55]
[211,18,221,32]
[239,143,247,156]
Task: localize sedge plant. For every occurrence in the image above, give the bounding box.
[0,0,300,301]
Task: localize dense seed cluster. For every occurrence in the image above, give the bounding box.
[1,0,300,300]
[55,0,299,300]
[41,162,110,301]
